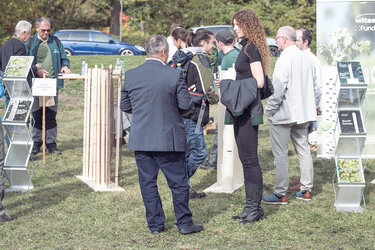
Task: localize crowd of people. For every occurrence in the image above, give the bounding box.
[0,9,321,236]
[121,8,321,234]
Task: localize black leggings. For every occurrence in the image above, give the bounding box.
[233,112,263,185]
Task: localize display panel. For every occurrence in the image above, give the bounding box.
[4,56,33,78]
[3,100,32,122]
[2,79,32,99]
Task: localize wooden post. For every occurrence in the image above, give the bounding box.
[115,76,122,186]
[42,73,46,165]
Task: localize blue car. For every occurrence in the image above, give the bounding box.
[54,30,146,56]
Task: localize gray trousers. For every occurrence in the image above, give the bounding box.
[268,120,314,196]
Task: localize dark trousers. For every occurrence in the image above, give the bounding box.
[135,151,193,232]
[32,108,57,148]
[233,111,263,185]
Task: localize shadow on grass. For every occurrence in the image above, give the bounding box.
[6,180,91,219]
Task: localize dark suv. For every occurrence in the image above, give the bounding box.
[54,30,146,56]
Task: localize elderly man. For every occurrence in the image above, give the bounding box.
[121,35,203,235]
[27,17,71,155]
[0,20,35,222]
[263,26,318,204]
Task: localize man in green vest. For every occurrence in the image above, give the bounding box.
[27,17,71,155]
[201,29,239,170]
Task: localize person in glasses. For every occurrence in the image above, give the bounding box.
[26,17,71,155]
[263,26,318,204]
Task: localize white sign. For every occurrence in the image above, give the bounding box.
[32,78,57,96]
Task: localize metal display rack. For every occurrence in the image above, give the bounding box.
[333,61,367,212]
[2,56,35,192]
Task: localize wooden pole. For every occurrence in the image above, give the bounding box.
[42,73,46,165]
[115,76,122,186]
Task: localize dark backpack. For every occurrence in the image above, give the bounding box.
[167,50,210,133]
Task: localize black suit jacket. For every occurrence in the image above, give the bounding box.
[120,59,193,152]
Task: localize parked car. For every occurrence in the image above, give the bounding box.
[190,25,280,57]
[54,30,146,56]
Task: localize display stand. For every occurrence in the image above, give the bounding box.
[205,67,244,194]
[2,56,35,192]
[72,66,124,192]
[333,61,367,212]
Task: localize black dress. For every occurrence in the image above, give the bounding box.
[233,38,263,185]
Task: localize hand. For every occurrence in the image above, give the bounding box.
[35,63,42,70]
[61,66,71,74]
[216,79,220,88]
[316,106,322,115]
[37,68,49,78]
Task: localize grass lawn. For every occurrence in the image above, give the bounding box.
[1,55,375,249]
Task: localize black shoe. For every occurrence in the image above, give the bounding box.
[0,210,12,222]
[179,224,203,235]
[189,190,206,199]
[31,144,41,155]
[150,228,164,235]
[47,147,62,155]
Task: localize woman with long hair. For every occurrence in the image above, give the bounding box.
[230,9,270,224]
[171,28,188,50]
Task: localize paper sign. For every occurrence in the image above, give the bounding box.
[32,78,57,96]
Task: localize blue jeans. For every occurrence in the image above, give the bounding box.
[183,118,207,180]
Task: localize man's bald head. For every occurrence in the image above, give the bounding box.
[275,26,296,51]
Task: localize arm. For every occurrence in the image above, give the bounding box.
[120,74,132,113]
[266,59,288,116]
[176,70,193,111]
[250,61,264,88]
[57,37,71,73]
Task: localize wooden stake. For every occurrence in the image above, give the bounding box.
[115,76,122,186]
[42,73,46,165]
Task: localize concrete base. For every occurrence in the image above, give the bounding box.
[6,184,34,193]
[77,176,125,192]
[335,205,364,213]
[204,182,243,194]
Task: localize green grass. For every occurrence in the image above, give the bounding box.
[1,55,375,249]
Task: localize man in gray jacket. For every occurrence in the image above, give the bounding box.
[121,35,203,235]
[263,26,318,204]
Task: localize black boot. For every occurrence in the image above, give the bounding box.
[239,182,264,224]
[232,181,252,220]
[0,191,12,222]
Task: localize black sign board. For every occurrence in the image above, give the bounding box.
[337,62,365,85]
[338,110,364,134]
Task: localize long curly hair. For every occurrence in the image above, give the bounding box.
[232,9,270,75]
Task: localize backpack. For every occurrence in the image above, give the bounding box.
[168,50,218,133]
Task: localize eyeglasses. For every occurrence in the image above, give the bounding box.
[275,36,285,41]
[41,29,51,33]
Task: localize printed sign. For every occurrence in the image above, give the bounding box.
[32,78,57,96]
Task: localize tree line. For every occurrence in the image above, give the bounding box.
[0,0,316,50]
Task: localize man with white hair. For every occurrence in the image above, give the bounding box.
[263,26,318,204]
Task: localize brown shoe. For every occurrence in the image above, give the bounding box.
[296,190,312,201]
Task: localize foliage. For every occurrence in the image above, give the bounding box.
[319,27,372,66]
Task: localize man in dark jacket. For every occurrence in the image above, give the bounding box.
[120,35,203,235]
[27,17,71,155]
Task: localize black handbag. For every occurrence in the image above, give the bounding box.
[260,75,274,100]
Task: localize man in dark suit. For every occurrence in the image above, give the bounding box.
[120,35,203,235]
